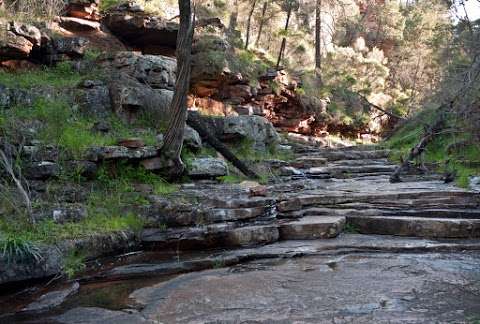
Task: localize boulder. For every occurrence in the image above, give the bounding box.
[75,80,111,118]
[108,74,173,123]
[191,34,230,85]
[183,125,202,151]
[188,158,228,178]
[25,161,60,180]
[59,17,101,32]
[223,115,281,151]
[85,146,158,161]
[103,5,178,55]
[38,36,89,63]
[0,245,63,285]
[9,22,42,48]
[102,51,177,90]
[22,282,80,313]
[0,21,41,59]
[35,205,88,224]
[221,84,252,102]
[65,0,101,20]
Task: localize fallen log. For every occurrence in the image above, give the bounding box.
[186,113,260,179]
[390,54,480,183]
[389,115,445,183]
[357,94,405,121]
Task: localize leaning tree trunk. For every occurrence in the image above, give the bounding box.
[255,1,268,47]
[187,113,260,179]
[160,0,194,179]
[244,0,257,50]
[314,0,322,83]
[276,5,292,70]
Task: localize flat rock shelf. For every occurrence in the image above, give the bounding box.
[2,143,480,323]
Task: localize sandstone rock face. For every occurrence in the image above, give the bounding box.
[101,52,176,122]
[103,5,178,55]
[85,146,158,161]
[279,216,345,240]
[65,0,101,20]
[59,17,101,32]
[76,80,111,117]
[0,22,41,60]
[188,158,228,178]
[103,51,176,90]
[38,36,90,64]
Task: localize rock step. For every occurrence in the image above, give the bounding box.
[280,207,480,220]
[141,223,279,250]
[347,215,480,238]
[279,216,345,240]
[307,164,397,175]
[291,156,328,168]
[278,191,479,212]
[327,158,393,166]
[84,234,480,283]
[307,150,391,161]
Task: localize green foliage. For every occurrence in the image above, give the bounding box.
[0,233,42,264]
[385,108,480,188]
[219,174,246,184]
[230,139,293,162]
[1,97,158,159]
[229,49,271,81]
[95,162,177,196]
[99,0,124,11]
[63,249,86,279]
[84,49,103,62]
[0,62,86,89]
[344,223,360,234]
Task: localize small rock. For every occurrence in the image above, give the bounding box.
[469,176,480,192]
[118,138,145,149]
[239,181,261,189]
[280,166,303,176]
[249,185,268,197]
[22,282,80,313]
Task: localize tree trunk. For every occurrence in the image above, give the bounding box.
[244,0,258,50]
[187,113,260,179]
[228,0,239,35]
[255,1,268,47]
[314,0,322,82]
[276,6,292,70]
[160,0,194,179]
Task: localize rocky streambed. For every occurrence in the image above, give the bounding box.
[1,143,480,323]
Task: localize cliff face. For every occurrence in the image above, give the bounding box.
[1,1,386,141]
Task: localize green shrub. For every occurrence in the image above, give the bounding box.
[0,233,42,264]
[0,63,85,89]
[63,249,86,279]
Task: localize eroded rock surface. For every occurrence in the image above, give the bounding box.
[56,251,480,323]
